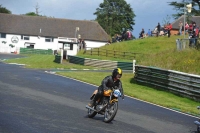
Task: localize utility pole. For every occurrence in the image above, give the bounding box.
[184,0,186,39]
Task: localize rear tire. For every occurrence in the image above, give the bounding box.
[197,126,200,133]
[104,102,118,123]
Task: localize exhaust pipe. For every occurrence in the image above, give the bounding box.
[85,105,97,112]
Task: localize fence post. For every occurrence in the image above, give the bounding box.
[133,60,136,73]
[60,49,63,64]
[84,48,86,54]
[176,39,181,50]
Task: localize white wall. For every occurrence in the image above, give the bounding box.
[0,34,20,53]
[0,34,107,55]
[66,44,78,56]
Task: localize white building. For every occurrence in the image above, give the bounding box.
[0,13,109,55]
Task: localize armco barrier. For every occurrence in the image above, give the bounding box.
[54,55,61,63]
[134,65,200,101]
[68,55,134,70]
[68,56,200,101]
[67,56,85,65]
[20,48,53,55]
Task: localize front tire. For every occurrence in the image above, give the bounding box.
[87,107,97,118]
[104,102,118,123]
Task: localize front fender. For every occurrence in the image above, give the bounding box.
[110,98,118,103]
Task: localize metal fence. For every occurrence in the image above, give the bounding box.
[134,65,200,101]
[176,38,200,50]
[83,47,143,60]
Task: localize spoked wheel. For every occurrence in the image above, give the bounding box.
[104,102,118,123]
[87,106,97,118]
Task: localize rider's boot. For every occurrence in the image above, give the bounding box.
[88,93,101,107]
[88,100,95,107]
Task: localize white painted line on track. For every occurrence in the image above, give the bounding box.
[8,63,25,65]
[70,69,77,70]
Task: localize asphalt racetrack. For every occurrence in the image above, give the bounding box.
[0,53,198,133]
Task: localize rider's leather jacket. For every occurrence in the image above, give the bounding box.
[98,75,124,97]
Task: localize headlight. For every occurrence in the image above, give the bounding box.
[113,89,121,97]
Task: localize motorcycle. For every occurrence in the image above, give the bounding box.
[85,87,122,123]
[194,106,200,133]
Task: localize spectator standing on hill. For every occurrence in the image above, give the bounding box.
[139,28,145,38]
[156,23,161,37]
[127,30,132,40]
[167,23,172,38]
[189,32,195,47]
[194,26,199,46]
[179,21,183,35]
[195,27,199,37]
[115,34,121,42]
[188,23,193,34]
[192,21,197,33]
[185,22,189,33]
[147,29,152,36]
[82,39,86,49]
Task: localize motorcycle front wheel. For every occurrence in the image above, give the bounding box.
[104,102,118,123]
[87,107,97,118]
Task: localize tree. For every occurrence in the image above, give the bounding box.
[24,3,41,16]
[25,12,40,16]
[35,3,41,16]
[168,0,200,19]
[162,15,171,26]
[94,0,135,37]
[0,5,11,14]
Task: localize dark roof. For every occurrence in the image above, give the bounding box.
[172,15,200,29]
[0,13,109,42]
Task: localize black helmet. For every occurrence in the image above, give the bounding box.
[112,68,122,79]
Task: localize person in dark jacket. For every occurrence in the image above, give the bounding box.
[88,68,124,107]
[156,22,161,37]
[139,28,145,38]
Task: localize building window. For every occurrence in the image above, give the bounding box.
[0,33,6,38]
[21,35,30,40]
[24,36,30,40]
[45,37,53,42]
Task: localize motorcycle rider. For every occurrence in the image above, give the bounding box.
[88,68,124,107]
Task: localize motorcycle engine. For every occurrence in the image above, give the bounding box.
[96,105,103,111]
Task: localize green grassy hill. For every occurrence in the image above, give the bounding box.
[78,35,200,75]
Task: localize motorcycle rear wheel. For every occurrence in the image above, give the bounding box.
[87,107,97,118]
[104,102,118,123]
[197,126,200,133]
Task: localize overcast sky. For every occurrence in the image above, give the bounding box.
[1,0,177,38]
